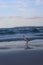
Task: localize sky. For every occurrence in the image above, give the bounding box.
[0,0,43,28]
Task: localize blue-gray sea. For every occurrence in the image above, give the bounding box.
[0,26,43,50]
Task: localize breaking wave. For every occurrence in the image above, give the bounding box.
[0,27,40,35]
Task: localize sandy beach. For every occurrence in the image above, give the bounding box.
[0,49,43,65]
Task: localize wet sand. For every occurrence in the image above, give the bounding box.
[0,49,43,65]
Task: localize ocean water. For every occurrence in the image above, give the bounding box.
[0,26,43,50]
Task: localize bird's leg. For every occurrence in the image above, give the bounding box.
[25,39,28,49]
